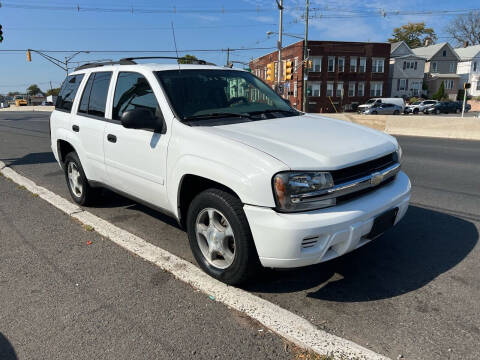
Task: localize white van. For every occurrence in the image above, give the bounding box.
[358,98,405,113]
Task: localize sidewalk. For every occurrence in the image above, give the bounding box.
[0,175,293,360]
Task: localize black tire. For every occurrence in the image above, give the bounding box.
[435,109,441,115]
[371,111,378,115]
[413,109,419,114]
[393,110,400,115]
[455,108,460,114]
[64,152,99,206]
[186,188,260,285]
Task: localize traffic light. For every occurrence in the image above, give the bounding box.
[266,62,274,81]
[0,25,3,43]
[283,60,293,81]
[26,50,32,62]
[464,83,471,89]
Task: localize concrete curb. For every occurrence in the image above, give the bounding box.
[0,160,390,360]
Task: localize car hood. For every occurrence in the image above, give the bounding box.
[198,114,397,170]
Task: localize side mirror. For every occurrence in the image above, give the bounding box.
[121,108,163,132]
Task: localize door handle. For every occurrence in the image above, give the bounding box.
[107,134,117,143]
[72,125,79,132]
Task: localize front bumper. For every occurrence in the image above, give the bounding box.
[244,171,411,268]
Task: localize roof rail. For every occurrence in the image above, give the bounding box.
[74,59,136,71]
[120,56,216,66]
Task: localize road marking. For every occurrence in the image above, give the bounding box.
[0,160,389,360]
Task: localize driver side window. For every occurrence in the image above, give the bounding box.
[112,72,161,121]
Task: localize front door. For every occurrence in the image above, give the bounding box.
[104,71,169,209]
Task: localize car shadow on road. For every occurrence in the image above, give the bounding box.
[244,206,478,302]
[1,152,56,166]
[0,333,18,360]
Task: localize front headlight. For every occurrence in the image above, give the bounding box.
[273,172,335,212]
[395,145,403,164]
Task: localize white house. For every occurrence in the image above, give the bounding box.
[455,44,480,97]
[388,41,426,98]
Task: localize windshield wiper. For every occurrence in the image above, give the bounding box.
[246,109,300,116]
[183,112,251,121]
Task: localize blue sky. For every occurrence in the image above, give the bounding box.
[0,0,477,94]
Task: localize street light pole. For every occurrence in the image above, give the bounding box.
[276,0,283,90]
[302,0,309,112]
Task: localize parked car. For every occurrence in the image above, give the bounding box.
[426,101,461,114]
[50,59,410,285]
[357,98,405,113]
[41,101,54,106]
[454,101,471,113]
[364,103,403,115]
[404,100,438,114]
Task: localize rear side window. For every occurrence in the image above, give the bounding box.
[112,72,161,120]
[78,71,112,118]
[56,74,84,112]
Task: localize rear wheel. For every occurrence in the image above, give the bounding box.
[435,109,441,115]
[393,110,400,115]
[64,152,99,206]
[186,189,259,285]
[371,111,378,115]
[413,108,419,114]
[456,108,460,114]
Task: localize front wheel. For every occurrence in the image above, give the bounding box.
[186,189,260,285]
[393,110,400,115]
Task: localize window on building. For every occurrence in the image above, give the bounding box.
[336,82,344,97]
[370,82,383,97]
[264,67,267,79]
[357,82,365,96]
[328,57,335,72]
[338,57,345,72]
[55,74,84,112]
[311,56,322,72]
[350,57,357,72]
[294,81,298,97]
[449,62,456,73]
[307,81,321,97]
[348,82,355,97]
[399,79,407,91]
[403,60,418,70]
[411,81,421,96]
[78,71,112,118]
[443,79,454,90]
[476,81,480,91]
[326,82,334,96]
[442,50,447,57]
[431,62,438,72]
[113,72,160,121]
[274,62,278,79]
[359,57,366,73]
[474,61,478,72]
[372,58,384,73]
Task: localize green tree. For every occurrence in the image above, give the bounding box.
[388,22,437,48]
[27,84,43,96]
[445,11,480,46]
[7,91,21,97]
[177,54,198,64]
[432,82,446,100]
[45,87,60,96]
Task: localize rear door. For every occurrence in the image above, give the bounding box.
[103,71,170,209]
[73,71,112,183]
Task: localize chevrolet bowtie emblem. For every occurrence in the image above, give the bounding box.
[370,172,384,186]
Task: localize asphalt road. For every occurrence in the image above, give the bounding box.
[1,112,479,359]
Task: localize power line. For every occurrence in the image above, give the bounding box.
[4,24,278,31]
[0,47,277,54]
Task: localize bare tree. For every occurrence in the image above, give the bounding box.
[445,11,480,46]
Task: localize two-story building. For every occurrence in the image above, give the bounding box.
[455,44,480,97]
[388,41,426,98]
[412,42,460,100]
[249,40,391,113]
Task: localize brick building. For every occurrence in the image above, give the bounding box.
[249,40,391,113]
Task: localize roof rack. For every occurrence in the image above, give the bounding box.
[74,59,136,71]
[74,56,216,71]
[120,56,216,66]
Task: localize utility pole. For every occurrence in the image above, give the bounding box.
[276,0,283,91]
[226,48,230,67]
[302,0,309,112]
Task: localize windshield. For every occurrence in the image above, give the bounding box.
[155,69,297,121]
[412,101,421,105]
[366,99,377,104]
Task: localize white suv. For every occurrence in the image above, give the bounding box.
[50,59,410,285]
